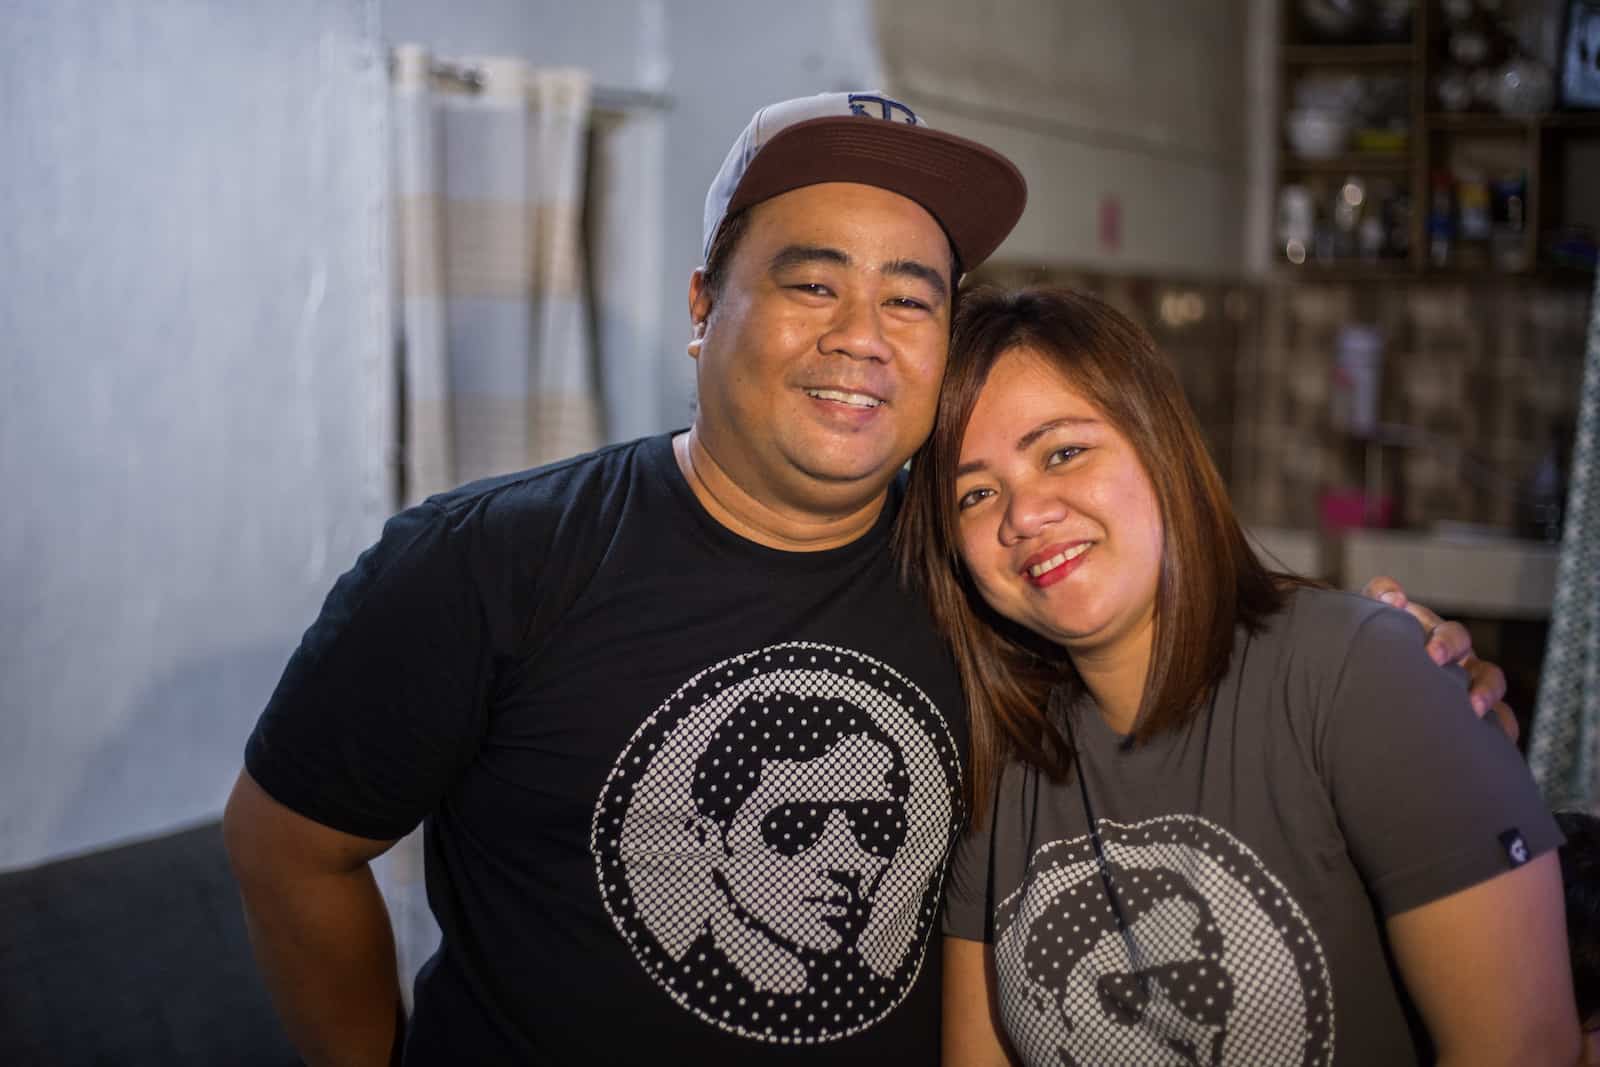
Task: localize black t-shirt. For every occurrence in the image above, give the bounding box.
[245,433,968,1064]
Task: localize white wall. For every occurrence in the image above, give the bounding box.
[0,1,391,870]
[879,0,1251,277]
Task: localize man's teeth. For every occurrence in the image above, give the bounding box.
[1029,543,1091,578]
[807,388,881,408]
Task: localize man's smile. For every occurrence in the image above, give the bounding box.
[804,387,884,409]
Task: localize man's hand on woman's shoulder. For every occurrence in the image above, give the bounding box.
[1360,575,1516,743]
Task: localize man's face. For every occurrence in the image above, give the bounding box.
[689,182,953,511]
[720,733,907,954]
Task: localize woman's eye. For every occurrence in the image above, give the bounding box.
[1046,446,1083,467]
[957,487,992,510]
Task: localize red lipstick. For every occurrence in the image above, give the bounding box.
[1020,541,1092,589]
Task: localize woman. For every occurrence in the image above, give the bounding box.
[898,286,1576,1065]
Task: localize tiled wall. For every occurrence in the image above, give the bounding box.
[973,264,1255,488]
[971,264,1592,534]
[1242,280,1590,531]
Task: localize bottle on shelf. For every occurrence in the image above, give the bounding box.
[1428,170,1456,267]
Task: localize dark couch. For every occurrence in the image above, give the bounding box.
[0,821,300,1065]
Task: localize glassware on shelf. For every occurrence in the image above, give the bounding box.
[1279,185,1317,266]
[1492,56,1555,115]
[1276,173,1411,268]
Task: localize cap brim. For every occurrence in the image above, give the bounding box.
[722,117,1027,274]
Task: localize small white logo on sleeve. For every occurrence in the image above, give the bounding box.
[1499,829,1529,867]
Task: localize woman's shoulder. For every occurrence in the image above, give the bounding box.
[1250,584,1436,689]
[1236,588,1473,791]
[1272,583,1424,644]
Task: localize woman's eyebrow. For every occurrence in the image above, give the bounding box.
[955,416,1100,476]
[1016,416,1098,450]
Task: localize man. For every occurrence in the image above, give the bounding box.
[223,91,1507,1065]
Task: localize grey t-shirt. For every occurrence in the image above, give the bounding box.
[942,587,1559,1066]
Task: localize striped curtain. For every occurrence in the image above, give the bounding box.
[390,45,602,505]
[1530,270,1600,810]
[383,46,607,996]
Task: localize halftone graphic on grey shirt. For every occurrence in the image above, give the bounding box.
[994,816,1334,1067]
[591,642,963,1044]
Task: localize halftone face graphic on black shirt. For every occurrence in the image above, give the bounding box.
[591,642,963,1045]
[695,696,910,959]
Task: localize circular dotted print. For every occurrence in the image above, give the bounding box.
[590,642,963,1044]
[993,816,1334,1066]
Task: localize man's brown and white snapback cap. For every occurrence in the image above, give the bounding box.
[702,91,1028,275]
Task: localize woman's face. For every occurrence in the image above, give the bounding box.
[953,347,1164,658]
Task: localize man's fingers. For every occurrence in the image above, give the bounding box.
[1423,618,1471,666]
[1491,702,1520,744]
[1362,575,1408,609]
[1360,577,1512,727]
[1461,654,1509,716]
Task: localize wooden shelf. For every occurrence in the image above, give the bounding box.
[1536,264,1599,285]
[1280,153,1411,173]
[1274,3,1597,282]
[1275,260,1415,281]
[1426,112,1539,132]
[1275,261,1594,286]
[1282,44,1415,66]
[1541,111,1600,130]
[1417,265,1534,281]
[1424,111,1600,132]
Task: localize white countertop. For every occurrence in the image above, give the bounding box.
[1339,528,1560,619]
[1247,526,1560,619]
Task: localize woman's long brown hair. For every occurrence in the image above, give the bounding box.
[895,286,1290,825]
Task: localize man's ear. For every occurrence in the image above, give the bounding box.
[687,269,713,358]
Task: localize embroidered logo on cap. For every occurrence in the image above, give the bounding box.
[847,93,919,124]
[1499,829,1530,867]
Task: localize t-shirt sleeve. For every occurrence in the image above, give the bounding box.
[244,501,495,841]
[942,803,997,942]
[1320,606,1560,917]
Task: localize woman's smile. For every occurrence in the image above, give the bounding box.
[1020,540,1093,587]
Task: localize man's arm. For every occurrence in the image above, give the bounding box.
[1387,852,1579,1066]
[1360,576,1515,739]
[943,936,1016,1067]
[223,768,406,1067]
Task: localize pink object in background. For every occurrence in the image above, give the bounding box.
[1098,195,1121,253]
[1320,488,1394,532]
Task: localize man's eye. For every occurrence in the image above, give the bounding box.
[788,282,832,297]
[957,487,992,510]
[1046,446,1083,467]
[888,296,931,312]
